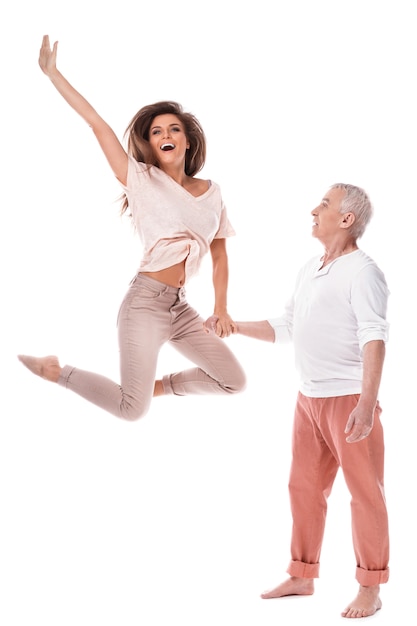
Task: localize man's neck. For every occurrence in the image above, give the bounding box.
[320,241,358,267]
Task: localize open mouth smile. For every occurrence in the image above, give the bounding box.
[161,143,175,151]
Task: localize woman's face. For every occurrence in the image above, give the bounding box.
[148,113,190,169]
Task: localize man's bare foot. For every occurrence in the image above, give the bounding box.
[342,584,382,618]
[17,355,61,383]
[261,576,314,599]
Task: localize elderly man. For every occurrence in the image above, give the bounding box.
[207,183,390,619]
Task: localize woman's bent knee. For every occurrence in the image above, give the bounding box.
[226,368,247,394]
[119,401,149,422]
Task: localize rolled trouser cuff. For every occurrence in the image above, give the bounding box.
[287,560,320,579]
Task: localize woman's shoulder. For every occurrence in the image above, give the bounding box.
[127,155,151,172]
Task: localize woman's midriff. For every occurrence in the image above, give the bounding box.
[141,260,186,288]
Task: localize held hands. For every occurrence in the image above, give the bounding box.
[203,314,237,338]
[39,34,58,77]
[344,402,375,443]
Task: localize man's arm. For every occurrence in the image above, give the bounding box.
[203,317,275,342]
[344,339,386,443]
[235,321,276,342]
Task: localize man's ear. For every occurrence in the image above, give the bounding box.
[341,212,356,229]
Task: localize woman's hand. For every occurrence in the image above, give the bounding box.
[39,34,58,77]
[203,314,236,338]
[203,315,218,334]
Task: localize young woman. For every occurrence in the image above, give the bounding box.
[18,35,246,420]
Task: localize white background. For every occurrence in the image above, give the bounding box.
[1,1,415,624]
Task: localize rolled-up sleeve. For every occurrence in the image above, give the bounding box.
[352,264,390,349]
[268,295,294,343]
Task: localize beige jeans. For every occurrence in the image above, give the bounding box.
[58,274,246,420]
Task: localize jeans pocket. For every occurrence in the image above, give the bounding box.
[117,281,163,327]
[134,284,163,299]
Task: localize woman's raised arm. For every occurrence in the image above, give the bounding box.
[39,35,128,184]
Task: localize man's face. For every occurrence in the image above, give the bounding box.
[311,187,347,241]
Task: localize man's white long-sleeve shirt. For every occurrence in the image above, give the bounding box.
[268,250,389,398]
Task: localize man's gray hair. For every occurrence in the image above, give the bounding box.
[331,183,373,239]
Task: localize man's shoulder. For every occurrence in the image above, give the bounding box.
[352,249,384,272]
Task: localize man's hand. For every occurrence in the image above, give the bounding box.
[344,403,374,443]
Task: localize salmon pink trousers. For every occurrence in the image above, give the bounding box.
[286,392,389,586]
[57,274,246,420]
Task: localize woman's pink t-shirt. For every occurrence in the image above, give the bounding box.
[121,156,235,281]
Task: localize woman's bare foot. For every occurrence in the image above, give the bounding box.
[153,380,164,397]
[261,576,314,599]
[17,355,61,383]
[341,584,382,618]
